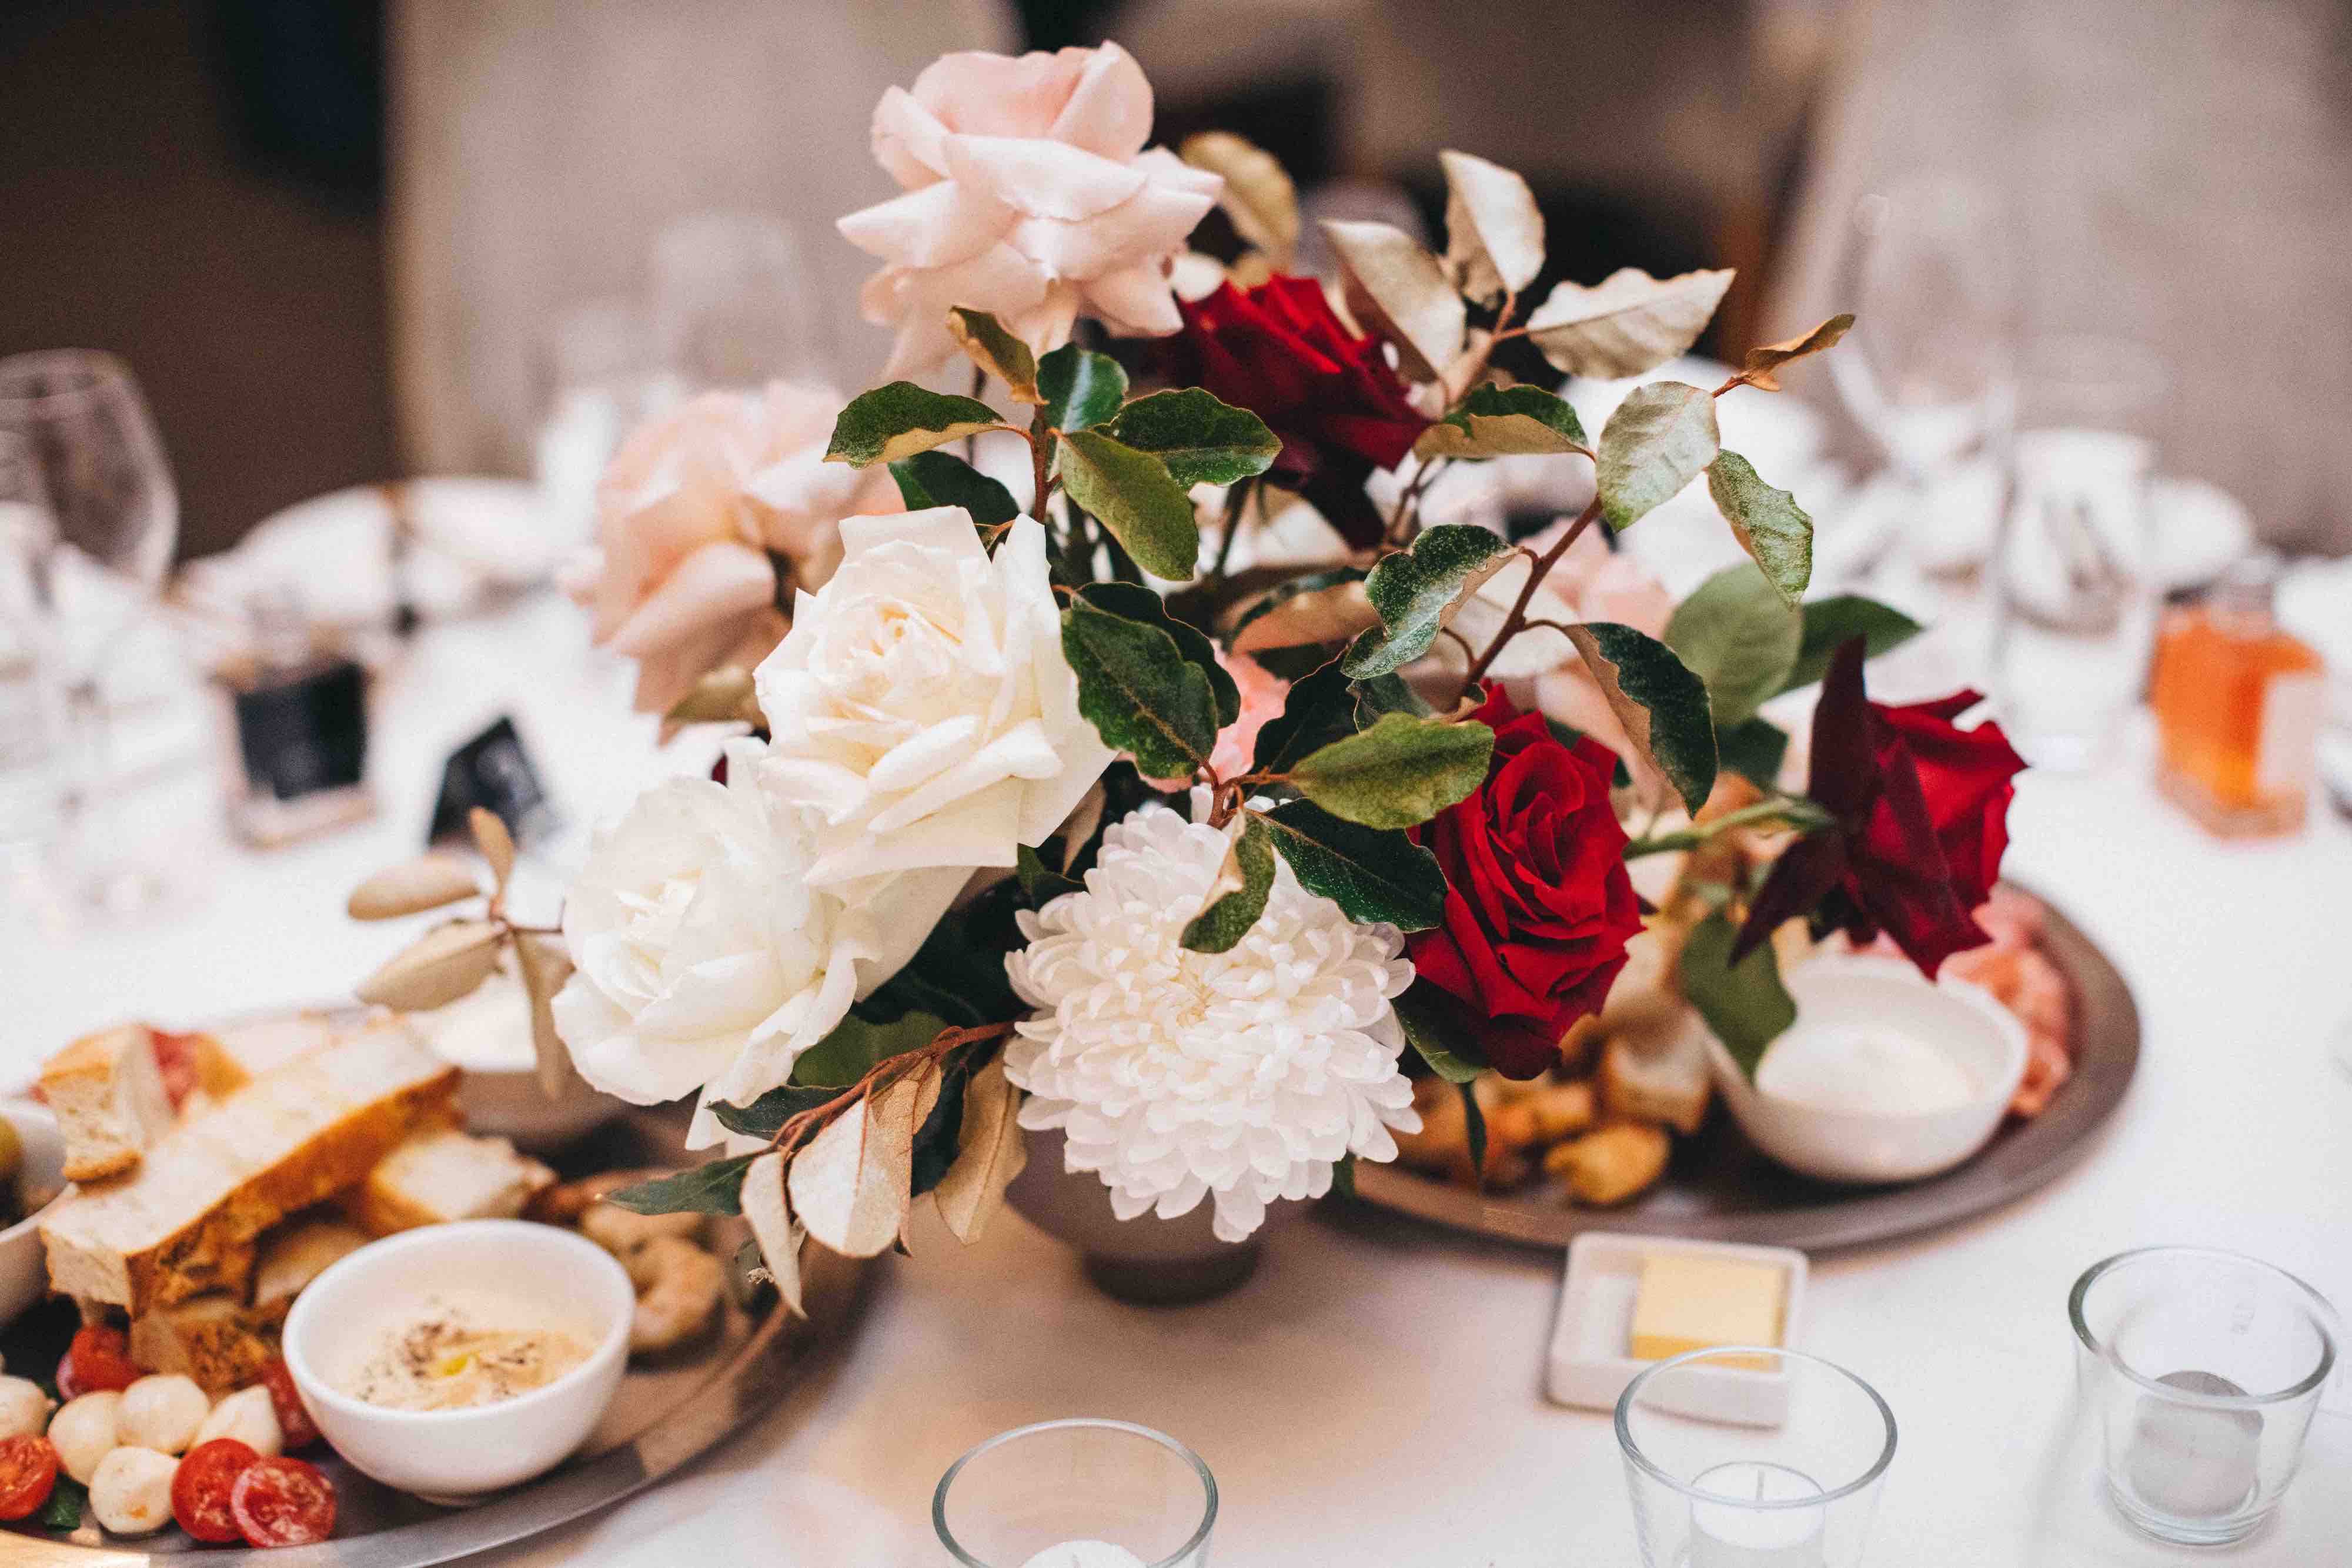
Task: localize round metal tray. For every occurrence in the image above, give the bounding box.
[1,1106,869,1566]
[1351,888,2140,1252]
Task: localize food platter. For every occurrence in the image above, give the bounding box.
[1351,889,2140,1252]
[0,1105,870,1567]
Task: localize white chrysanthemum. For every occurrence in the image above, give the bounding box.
[1004,800,1421,1242]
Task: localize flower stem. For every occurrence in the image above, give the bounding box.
[1455,495,1602,700]
[1210,477,1251,581]
[766,1020,1017,1155]
[1622,797,1834,859]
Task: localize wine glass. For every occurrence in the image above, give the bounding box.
[647,211,831,392]
[0,432,62,872]
[0,350,181,917]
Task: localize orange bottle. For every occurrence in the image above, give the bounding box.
[2152,557,2325,836]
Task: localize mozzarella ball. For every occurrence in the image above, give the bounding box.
[192,1385,282,1457]
[115,1374,211,1455]
[89,1446,179,1535]
[50,1390,123,1484]
[0,1376,54,1439]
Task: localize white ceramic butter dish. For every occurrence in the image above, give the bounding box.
[1546,1232,1808,1425]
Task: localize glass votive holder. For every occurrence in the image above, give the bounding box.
[1616,1348,1896,1568]
[934,1419,1216,1568]
[2070,1247,2338,1545]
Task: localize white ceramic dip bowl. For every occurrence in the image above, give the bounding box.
[0,1102,66,1329]
[1702,955,2029,1185]
[281,1219,634,1502]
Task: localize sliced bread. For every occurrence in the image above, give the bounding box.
[127,1293,289,1396]
[41,1024,175,1183]
[344,1127,554,1236]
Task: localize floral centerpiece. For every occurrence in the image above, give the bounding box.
[348,41,2023,1300]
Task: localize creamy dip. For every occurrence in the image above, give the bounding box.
[1755,1024,1975,1115]
[334,1288,593,1412]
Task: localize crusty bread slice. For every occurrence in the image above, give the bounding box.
[41,1024,175,1183]
[344,1127,554,1236]
[40,1017,460,1312]
[205,1011,340,1085]
[252,1216,371,1307]
[127,1293,289,1396]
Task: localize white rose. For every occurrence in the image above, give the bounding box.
[837,42,1221,376]
[752,507,1112,950]
[552,741,882,1147]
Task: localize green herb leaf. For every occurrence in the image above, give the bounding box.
[1061,597,1220,777]
[1181,818,1277,952]
[1352,670,1436,722]
[713,1084,838,1139]
[1716,716,1791,791]
[1778,596,1924,694]
[1393,982,1488,1081]
[888,450,1021,529]
[1741,313,1855,392]
[945,307,1041,403]
[1251,657,1358,774]
[1596,381,1720,531]
[1037,343,1128,433]
[1100,389,1281,488]
[1524,266,1736,380]
[1288,712,1493,830]
[1077,581,1239,727]
[1414,383,1589,460]
[1679,909,1796,1078]
[1330,1152,1357,1198]
[1258,799,1448,930]
[1015,844,1081,905]
[907,1057,974,1198]
[1057,430,1202,580]
[1563,622,1718,813]
[1706,450,1813,606]
[1459,1079,1488,1191]
[826,382,1003,467]
[606,1155,758,1216]
[1439,149,1545,304]
[858,921,1020,1028]
[1665,562,1803,730]
[1340,524,1515,678]
[791,1010,956,1091]
[40,1475,86,1532]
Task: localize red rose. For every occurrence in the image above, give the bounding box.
[1406,691,1645,1077]
[1736,638,2027,978]
[1161,275,1432,548]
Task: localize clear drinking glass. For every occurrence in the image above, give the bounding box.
[2070,1248,2338,1546]
[934,1419,1217,1568]
[0,432,63,867]
[0,350,181,916]
[648,211,830,392]
[1987,337,2169,770]
[1616,1349,1896,1568]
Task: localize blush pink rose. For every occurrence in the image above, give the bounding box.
[838,42,1221,376]
[566,382,900,714]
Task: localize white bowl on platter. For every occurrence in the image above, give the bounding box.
[1701,955,2029,1185]
[0,1103,65,1329]
[281,1219,634,1502]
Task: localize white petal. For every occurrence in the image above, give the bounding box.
[943,133,1147,222]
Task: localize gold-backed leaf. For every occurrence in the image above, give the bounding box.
[739,1151,808,1318]
[659,665,760,744]
[355,919,505,1012]
[513,930,577,1099]
[1319,219,1465,382]
[1524,268,1735,380]
[1181,131,1299,269]
[945,307,1043,403]
[1230,578,1379,653]
[469,807,516,895]
[932,1057,1028,1243]
[1438,150,1544,305]
[1741,313,1855,392]
[346,852,480,921]
[786,1071,926,1258]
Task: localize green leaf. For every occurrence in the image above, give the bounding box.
[1037,343,1128,432]
[889,450,1020,529]
[1716,716,1790,791]
[1706,450,1812,606]
[907,1058,974,1198]
[1015,844,1080,905]
[1057,430,1202,580]
[858,921,1020,1027]
[1459,1080,1488,1189]
[1258,799,1447,930]
[826,382,1003,467]
[1352,670,1436,722]
[1665,562,1803,729]
[1061,597,1220,777]
[1330,1152,1357,1198]
[713,1084,838,1139]
[1524,266,1736,380]
[1288,712,1494,830]
[1100,389,1281,488]
[946,307,1041,402]
[1393,983,1488,1081]
[1596,382,1720,530]
[1181,818,1277,953]
[1077,581,1239,727]
[606,1155,758,1216]
[1679,909,1796,1078]
[1227,567,1375,656]
[1340,524,1515,678]
[1742,313,1855,392]
[1778,596,1924,693]
[1563,623,1718,813]
[41,1475,85,1532]
[791,1009,956,1089]
[1414,383,1589,460]
[1251,657,1357,774]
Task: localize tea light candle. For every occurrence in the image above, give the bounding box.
[1018,1542,1147,1568]
[1688,1461,1827,1568]
[2123,1370,2263,1521]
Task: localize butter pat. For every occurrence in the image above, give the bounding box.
[1628,1251,1786,1369]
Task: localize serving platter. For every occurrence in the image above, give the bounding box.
[0,1105,870,1567]
[1351,888,2140,1252]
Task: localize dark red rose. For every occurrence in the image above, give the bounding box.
[1161,275,1432,548]
[1406,690,1646,1077]
[1736,638,2027,978]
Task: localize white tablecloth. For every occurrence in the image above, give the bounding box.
[6,591,2347,1566]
